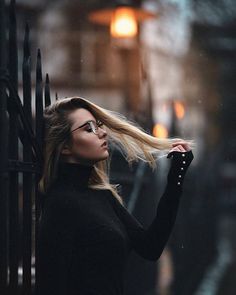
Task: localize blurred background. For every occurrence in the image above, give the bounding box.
[3,0,236,294]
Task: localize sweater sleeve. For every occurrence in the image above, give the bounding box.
[37,194,77,295]
[107,150,194,261]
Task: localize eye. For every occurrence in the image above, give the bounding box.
[85,126,93,132]
[85,123,93,132]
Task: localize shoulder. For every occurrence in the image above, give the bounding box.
[42,186,81,215]
[40,191,81,229]
[103,189,125,209]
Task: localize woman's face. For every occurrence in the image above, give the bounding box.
[61,108,109,165]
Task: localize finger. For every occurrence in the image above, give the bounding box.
[168,147,181,153]
[172,142,188,147]
[167,148,181,158]
[171,145,185,152]
[172,142,191,151]
[179,145,186,152]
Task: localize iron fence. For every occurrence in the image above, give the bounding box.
[0,0,51,294]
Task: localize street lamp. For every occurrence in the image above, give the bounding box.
[88,0,156,39]
[88,1,157,114]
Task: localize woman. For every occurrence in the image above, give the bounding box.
[37,96,194,295]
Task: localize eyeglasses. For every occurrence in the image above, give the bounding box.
[71,120,104,135]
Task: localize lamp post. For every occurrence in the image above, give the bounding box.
[88,0,156,114]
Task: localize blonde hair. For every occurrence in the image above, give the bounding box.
[39,96,195,204]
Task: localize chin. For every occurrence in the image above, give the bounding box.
[102,151,109,160]
[97,151,109,162]
[71,150,110,165]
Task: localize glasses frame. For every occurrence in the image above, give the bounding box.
[71,120,104,135]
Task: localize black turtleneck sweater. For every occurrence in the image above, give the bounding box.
[38,150,194,295]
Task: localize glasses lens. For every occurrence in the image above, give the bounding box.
[87,121,95,134]
[89,121,100,134]
[86,120,103,134]
[71,120,104,134]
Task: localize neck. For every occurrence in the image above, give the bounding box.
[56,161,93,190]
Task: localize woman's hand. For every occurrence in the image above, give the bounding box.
[166,141,194,184]
[169,141,192,153]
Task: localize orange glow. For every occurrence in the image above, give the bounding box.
[174,101,185,119]
[110,7,138,38]
[153,124,168,138]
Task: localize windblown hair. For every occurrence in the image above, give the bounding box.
[39,96,195,204]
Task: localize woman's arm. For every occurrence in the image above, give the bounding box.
[107,150,194,261]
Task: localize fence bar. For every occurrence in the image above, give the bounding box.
[5,80,42,163]
[8,0,19,293]
[35,49,43,149]
[0,0,9,293]
[22,23,32,123]
[8,160,41,173]
[45,73,51,107]
[34,48,44,295]
[22,23,32,295]
[9,0,18,89]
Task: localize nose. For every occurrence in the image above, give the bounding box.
[98,126,107,139]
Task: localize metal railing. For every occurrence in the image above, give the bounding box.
[0,0,51,294]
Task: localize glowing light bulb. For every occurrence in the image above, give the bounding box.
[110,7,138,38]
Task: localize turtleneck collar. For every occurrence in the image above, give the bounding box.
[56,161,93,190]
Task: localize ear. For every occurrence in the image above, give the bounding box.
[61,144,72,155]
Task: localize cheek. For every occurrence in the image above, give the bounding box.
[71,136,100,158]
